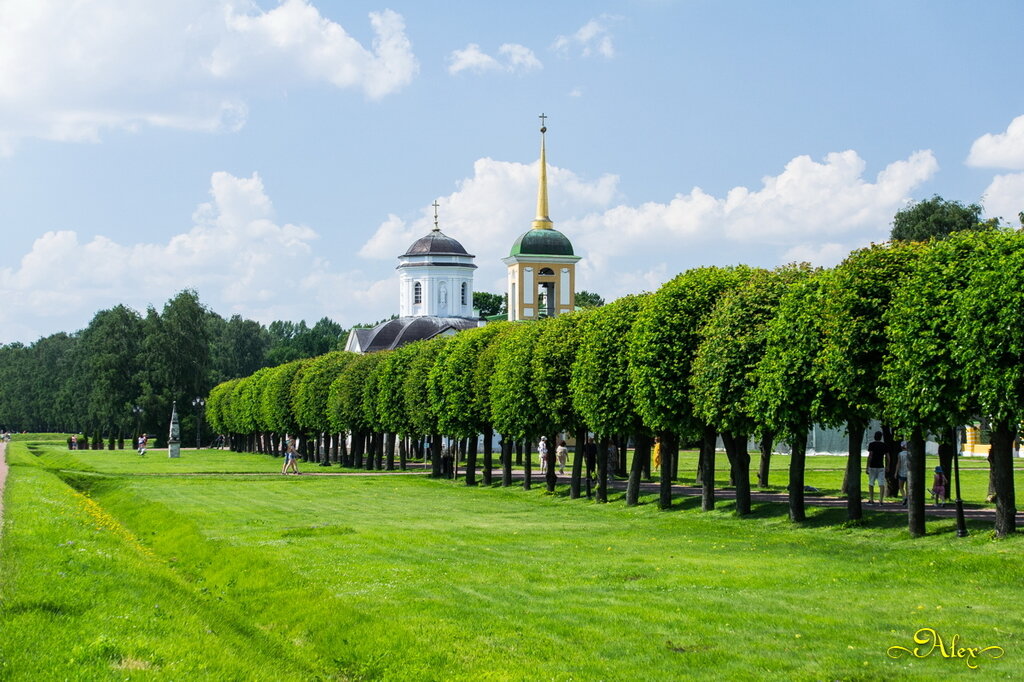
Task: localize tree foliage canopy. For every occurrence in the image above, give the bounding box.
[890,195,986,242]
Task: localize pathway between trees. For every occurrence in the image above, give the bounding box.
[88,460,1017,523]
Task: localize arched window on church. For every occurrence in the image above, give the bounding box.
[539,267,554,276]
[413,281,422,304]
[461,282,468,305]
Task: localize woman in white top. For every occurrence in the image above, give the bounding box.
[555,440,568,475]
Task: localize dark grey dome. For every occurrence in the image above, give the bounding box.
[352,316,479,352]
[402,230,470,257]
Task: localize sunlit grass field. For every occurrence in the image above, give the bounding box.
[2,439,1021,680]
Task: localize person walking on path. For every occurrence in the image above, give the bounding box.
[282,437,300,475]
[137,433,148,456]
[538,436,549,475]
[932,466,948,507]
[866,431,887,505]
[652,436,662,470]
[555,440,568,475]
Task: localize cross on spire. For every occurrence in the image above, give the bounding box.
[432,200,440,231]
[538,112,547,133]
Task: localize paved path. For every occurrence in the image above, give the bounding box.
[37,454,1020,524]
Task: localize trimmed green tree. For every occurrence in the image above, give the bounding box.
[692,266,810,516]
[750,270,827,521]
[571,295,650,503]
[490,323,549,491]
[532,311,592,498]
[630,265,754,511]
[882,235,979,536]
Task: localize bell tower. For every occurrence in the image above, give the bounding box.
[502,115,580,321]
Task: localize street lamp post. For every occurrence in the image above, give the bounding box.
[953,447,969,537]
[191,397,205,450]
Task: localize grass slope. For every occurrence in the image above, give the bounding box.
[2,442,1021,680]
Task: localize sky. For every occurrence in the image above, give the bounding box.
[1,0,1023,344]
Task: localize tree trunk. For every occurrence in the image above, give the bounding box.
[430,434,442,478]
[341,433,351,467]
[597,436,610,503]
[700,425,716,511]
[353,431,364,468]
[615,436,627,478]
[523,437,532,491]
[723,432,751,516]
[385,433,396,471]
[627,433,650,506]
[907,428,927,537]
[659,431,674,510]
[366,432,376,470]
[881,424,900,502]
[482,425,493,485]
[758,431,773,488]
[545,433,558,492]
[398,436,407,471]
[515,440,523,466]
[502,439,512,487]
[844,421,864,521]
[990,420,1018,537]
[570,428,586,499]
[788,430,807,522]
[466,435,478,486]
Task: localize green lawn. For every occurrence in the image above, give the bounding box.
[2,440,1021,680]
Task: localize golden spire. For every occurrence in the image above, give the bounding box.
[532,113,553,230]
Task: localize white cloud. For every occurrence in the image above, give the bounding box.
[568,149,937,284]
[448,43,541,75]
[780,243,851,267]
[361,157,617,260]
[361,148,937,305]
[553,17,618,59]
[498,44,543,73]
[0,0,417,153]
[0,171,393,342]
[981,173,1024,225]
[447,44,501,74]
[967,115,1024,169]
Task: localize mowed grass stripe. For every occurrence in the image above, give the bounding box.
[101,470,1021,679]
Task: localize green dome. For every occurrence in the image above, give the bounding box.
[510,228,575,257]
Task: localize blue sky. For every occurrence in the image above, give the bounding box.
[1,0,1022,343]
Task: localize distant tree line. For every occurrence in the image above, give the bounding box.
[205,202,1022,538]
[0,290,346,445]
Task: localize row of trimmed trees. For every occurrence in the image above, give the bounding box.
[207,230,1022,538]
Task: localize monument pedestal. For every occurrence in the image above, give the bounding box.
[168,439,181,458]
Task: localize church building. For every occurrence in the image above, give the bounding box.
[344,116,579,352]
[344,205,480,353]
